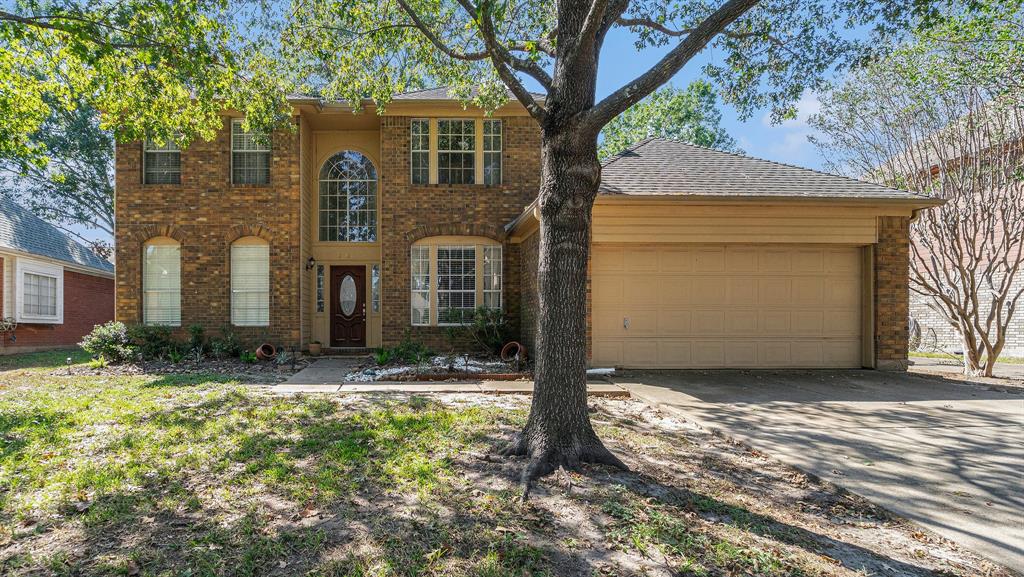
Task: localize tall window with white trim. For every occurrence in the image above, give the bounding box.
[143,238,181,326]
[483,119,502,185]
[143,138,181,184]
[319,151,378,242]
[231,119,271,185]
[231,237,270,326]
[410,119,429,185]
[410,246,430,325]
[483,245,502,309]
[437,119,475,184]
[437,246,476,324]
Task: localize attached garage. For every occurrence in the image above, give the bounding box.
[508,138,943,371]
[591,244,865,368]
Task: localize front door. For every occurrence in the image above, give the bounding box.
[330,266,366,347]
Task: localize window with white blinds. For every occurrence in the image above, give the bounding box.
[410,246,430,326]
[409,238,502,326]
[143,239,181,326]
[231,239,270,326]
[231,119,271,185]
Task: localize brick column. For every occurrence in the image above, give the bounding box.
[874,216,910,370]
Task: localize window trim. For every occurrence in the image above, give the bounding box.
[230,118,272,186]
[14,258,63,324]
[317,150,379,243]
[409,237,502,327]
[142,137,182,185]
[230,237,271,327]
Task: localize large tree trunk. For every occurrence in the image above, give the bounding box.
[500,130,626,492]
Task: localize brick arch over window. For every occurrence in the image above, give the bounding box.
[404,223,506,244]
[227,223,274,244]
[130,225,186,246]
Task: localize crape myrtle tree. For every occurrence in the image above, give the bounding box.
[2,0,962,491]
[810,2,1024,377]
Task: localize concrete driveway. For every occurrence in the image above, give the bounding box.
[615,369,1024,573]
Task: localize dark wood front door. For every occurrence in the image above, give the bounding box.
[330,266,366,347]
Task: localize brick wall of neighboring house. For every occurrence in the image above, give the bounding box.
[379,115,541,350]
[518,230,539,355]
[875,216,911,370]
[0,270,114,353]
[114,116,302,347]
[910,271,1024,357]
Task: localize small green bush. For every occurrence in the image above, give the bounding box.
[127,324,177,360]
[79,321,137,364]
[373,347,393,366]
[209,326,243,359]
[187,324,206,354]
[446,307,510,355]
[393,332,433,364]
[240,350,258,363]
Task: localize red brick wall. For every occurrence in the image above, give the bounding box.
[114,116,302,347]
[1,270,114,352]
[379,115,541,349]
[875,216,911,370]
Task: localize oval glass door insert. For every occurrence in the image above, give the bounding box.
[340,274,357,316]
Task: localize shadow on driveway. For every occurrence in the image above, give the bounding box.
[615,369,1024,574]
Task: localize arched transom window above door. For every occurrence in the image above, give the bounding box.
[319,151,377,242]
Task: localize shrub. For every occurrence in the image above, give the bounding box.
[187,324,206,355]
[209,326,243,359]
[127,324,177,361]
[373,347,393,366]
[393,332,433,364]
[447,307,510,355]
[240,350,258,363]
[79,322,137,364]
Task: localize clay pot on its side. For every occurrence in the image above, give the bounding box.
[255,343,277,360]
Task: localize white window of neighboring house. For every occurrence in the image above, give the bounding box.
[410,246,430,326]
[410,119,430,185]
[15,259,63,324]
[483,119,502,185]
[143,237,181,326]
[231,119,272,185]
[143,137,181,184]
[231,237,270,326]
[410,238,502,326]
[437,119,475,184]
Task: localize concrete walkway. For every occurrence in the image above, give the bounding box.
[615,369,1024,573]
[275,358,628,396]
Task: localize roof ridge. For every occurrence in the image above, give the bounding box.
[600,136,657,170]
[640,136,930,200]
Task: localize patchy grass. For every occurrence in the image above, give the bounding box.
[0,351,1011,576]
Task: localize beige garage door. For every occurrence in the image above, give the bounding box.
[592,244,863,368]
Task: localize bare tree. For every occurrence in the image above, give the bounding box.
[811,22,1024,376]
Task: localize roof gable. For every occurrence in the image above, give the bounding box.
[0,198,113,273]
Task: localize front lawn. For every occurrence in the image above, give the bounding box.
[0,351,1009,576]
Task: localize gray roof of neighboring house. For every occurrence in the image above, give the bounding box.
[599,137,933,201]
[392,86,546,101]
[0,197,113,274]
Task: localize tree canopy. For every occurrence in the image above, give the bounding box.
[598,81,739,160]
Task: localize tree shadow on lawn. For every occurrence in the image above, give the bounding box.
[0,349,91,372]
[0,395,1002,577]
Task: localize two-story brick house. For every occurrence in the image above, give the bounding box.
[115,88,940,369]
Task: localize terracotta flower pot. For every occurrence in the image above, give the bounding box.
[255,343,276,361]
[308,342,322,356]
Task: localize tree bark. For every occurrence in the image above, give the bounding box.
[499,129,626,494]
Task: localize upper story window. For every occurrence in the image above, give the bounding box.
[143,237,181,326]
[483,119,502,185]
[15,258,63,324]
[143,138,181,184]
[319,151,378,242]
[411,119,429,185]
[231,237,270,326]
[231,119,271,185]
[410,237,502,327]
[437,119,475,184]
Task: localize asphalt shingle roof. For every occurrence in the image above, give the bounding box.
[393,87,546,101]
[599,138,930,201]
[0,198,113,274]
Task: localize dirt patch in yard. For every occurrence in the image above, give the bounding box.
[0,366,1011,576]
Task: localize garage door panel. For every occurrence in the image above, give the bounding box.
[592,243,863,369]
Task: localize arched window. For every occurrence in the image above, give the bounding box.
[143,237,181,326]
[231,237,270,326]
[319,151,377,242]
[410,237,502,326]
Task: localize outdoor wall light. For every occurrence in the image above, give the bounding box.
[305,257,316,271]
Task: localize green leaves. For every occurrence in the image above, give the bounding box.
[598,81,739,160]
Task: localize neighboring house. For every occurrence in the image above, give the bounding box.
[0,198,115,354]
[113,89,938,370]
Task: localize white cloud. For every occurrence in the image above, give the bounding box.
[761,92,822,128]
[755,92,823,165]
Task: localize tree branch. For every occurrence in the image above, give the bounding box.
[583,0,760,133]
